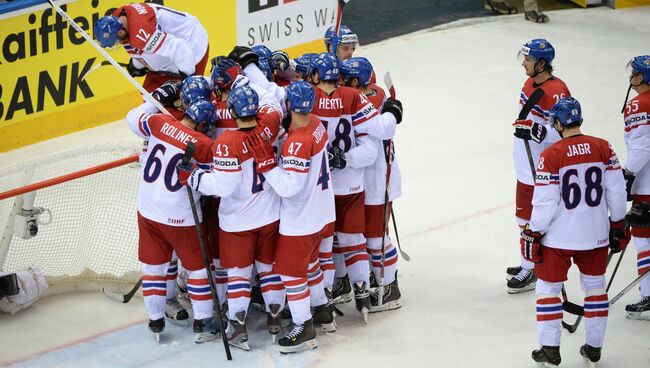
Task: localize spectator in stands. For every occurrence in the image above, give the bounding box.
[485,0,549,23]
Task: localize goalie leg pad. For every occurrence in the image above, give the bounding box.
[0,268,47,315]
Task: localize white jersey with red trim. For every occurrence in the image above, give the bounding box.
[113,3,208,76]
[196,106,282,232]
[514,77,571,185]
[311,86,380,195]
[623,89,650,194]
[530,135,626,250]
[364,84,402,205]
[264,115,335,235]
[126,102,213,226]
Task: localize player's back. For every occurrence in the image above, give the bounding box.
[212,99,238,138]
[533,134,622,250]
[137,114,213,226]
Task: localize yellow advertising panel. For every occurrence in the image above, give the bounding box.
[0,0,334,152]
[614,0,650,7]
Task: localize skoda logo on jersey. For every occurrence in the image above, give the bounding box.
[625,114,647,126]
[215,160,237,167]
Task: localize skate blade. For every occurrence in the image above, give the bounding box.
[229,339,250,351]
[153,332,161,343]
[361,307,369,324]
[507,284,536,294]
[625,311,650,320]
[279,339,317,354]
[582,357,596,368]
[271,334,277,344]
[535,362,559,368]
[333,294,353,305]
[369,300,402,313]
[194,331,219,344]
[316,320,337,333]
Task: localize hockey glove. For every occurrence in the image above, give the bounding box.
[269,50,290,72]
[328,146,347,169]
[245,134,277,173]
[228,46,259,68]
[126,58,148,77]
[382,98,403,124]
[623,169,635,202]
[176,162,203,191]
[513,119,546,143]
[625,202,650,228]
[609,219,630,253]
[152,80,181,107]
[520,224,543,263]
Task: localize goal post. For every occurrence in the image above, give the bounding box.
[0,140,144,297]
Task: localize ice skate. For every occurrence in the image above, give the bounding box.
[532,346,561,367]
[353,281,370,323]
[193,317,219,344]
[165,297,190,327]
[369,277,401,313]
[267,303,282,343]
[332,275,352,304]
[506,265,522,281]
[148,318,165,343]
[278,318,317,354]
[226,311,250,351]
[507,268,537,294]
[625,296,650,320]
[250,285,265,311]
[485,0,518,15]
[580,344,601,368]
[525,10,549,24]
[312,303,337,332]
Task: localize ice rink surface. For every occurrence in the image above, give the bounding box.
[1,6,650,368]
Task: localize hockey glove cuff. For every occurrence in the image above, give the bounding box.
[382,98,403,124]
[127,58,148,77]
[513,119,546,143]
[328,146,347,169]
[623,169,635,202]
[609,219,630,253]
[520,224,543,263]
[228,46,259,68]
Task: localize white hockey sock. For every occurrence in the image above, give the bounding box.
[212,259,228,305]
[256,261,285,312]
[186,268,213,320]
[142,263,168,320]
[337,232,370,286]
[366,236,398,285]
[307,259,328,307]
[319,236,335,288]
[165,258,179,300]
[581,274,608,347]
[281,275,311,324]
[226,265,253,320]
[535,280,564,347]
[634,237,650,297]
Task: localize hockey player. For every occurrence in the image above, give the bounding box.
[340,57,402,312]
[179,85,285,350]
[125,98,219,343]
[247,81,335,352]
[621,55,650,319]
[509,39,571,294]
[94,2,209,92]
[324,25,358,62]
[521,97,629,367]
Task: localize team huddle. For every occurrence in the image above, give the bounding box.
[95,2,403,354]
[509,39,650,367]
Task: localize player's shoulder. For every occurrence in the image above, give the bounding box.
[367,84,387,109]
[625,90,650,118]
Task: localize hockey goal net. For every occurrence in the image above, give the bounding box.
[0,140,143,296]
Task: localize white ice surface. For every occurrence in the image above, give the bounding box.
[1,6,650,368]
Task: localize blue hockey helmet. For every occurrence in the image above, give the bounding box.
[549,97,582,127]
[258,59,273,81]
[94,16,122,48]
[310,52,340,82]
[518,39,555,67]
[295,53,318,80]
[324,25,358,50]
[227,85,259,118]
[628,55,650,84]
[181,76,211,106]
[251,45,273,60]
[211,57,243,90]
[340,57,373,87]
[286,81,315,113]
[186,99,217,128]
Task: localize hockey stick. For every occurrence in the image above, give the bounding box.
[102,279,142,303]
[610,267,650,306]
[183,142,232,360]
[82,60,129,81]
[46,0,171,116]
[331,0,351,55]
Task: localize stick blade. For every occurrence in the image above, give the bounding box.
[102,287,127,303]
[383,72,396,99]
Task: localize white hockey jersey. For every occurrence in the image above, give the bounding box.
[531,135,626,250]
[126,102,213,226]
[623,89,650,195]
[113,3,208,76]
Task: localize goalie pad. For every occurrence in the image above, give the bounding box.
[0,268,48,315]
[625,202,650,228]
